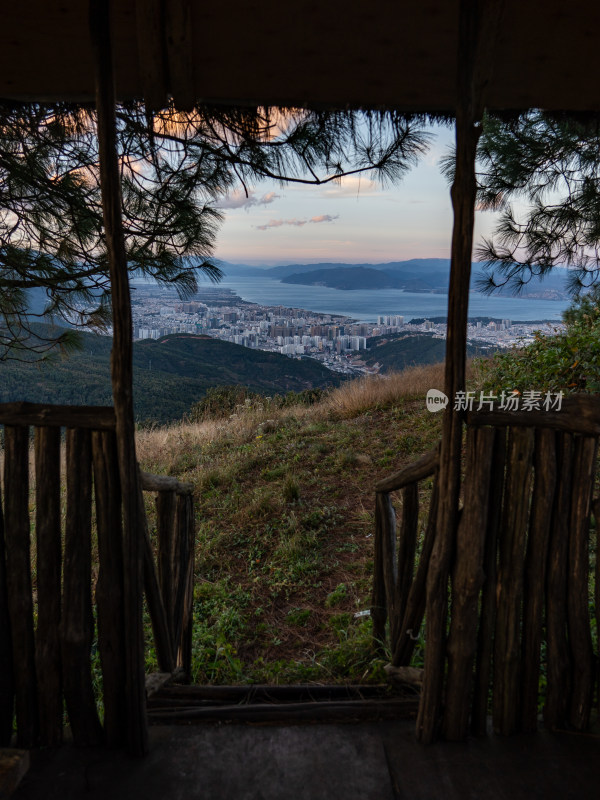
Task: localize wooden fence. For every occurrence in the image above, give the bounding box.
[0,402,195,750]
[372,395,600,741]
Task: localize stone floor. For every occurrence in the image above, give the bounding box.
[11,721,600,800]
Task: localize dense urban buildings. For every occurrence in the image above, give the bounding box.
[129,285,562,375]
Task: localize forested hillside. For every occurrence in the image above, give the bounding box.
[0,331,342,423]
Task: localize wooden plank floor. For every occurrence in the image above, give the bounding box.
[12,720,600,800]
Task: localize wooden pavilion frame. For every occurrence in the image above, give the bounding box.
[1,0,599,755]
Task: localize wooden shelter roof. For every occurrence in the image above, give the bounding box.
[1,1,599,113]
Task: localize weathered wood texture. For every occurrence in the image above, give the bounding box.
[92,430,127,748]
[34,427,63,746]
[141,472,194,496]
[444,426,495,741]
[91,0,148,756]
[520,429,556,733]
[145,488,196,678]
[61,429,104,746]
[0,405,194,752]
[375,447,438,493]
[544,434,573,731]
[147,697,418,725]
[142,503,176,674]
[415,0,507,745]
[392,477,439,667]
[0,483,14,747]
[595,497,600,718]
[0,403,115,430]
[3,426,38,748]
[375,401,600,741]
[471,426,506,736]
[467,394,600,436]
[493,427,535,735]
[156,490,177,637]
[566,435,597,730]
[174,494,195,675]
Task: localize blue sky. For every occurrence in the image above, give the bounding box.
[214,124,501,266]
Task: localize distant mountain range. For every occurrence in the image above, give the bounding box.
[218,259,570,299]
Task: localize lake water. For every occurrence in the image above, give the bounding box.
[215,275,569,323]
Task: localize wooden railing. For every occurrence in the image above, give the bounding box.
[0,402,195,751]
[373,395,600,740]
[371,446,439,668]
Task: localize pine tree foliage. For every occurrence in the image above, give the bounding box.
[0,103,431,359]
[473,111,600,295]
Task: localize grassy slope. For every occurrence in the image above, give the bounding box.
[137,363,445,684]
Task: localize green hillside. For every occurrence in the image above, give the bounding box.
[0,331,342,424]
[363,333,490,373]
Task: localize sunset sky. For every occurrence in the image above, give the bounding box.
[214,124,501,266]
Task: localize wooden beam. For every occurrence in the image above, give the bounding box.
[0,403,115,430]
[467,394,600,436]
[141,471,194,496]
[165,0,195,109]
[374,446,439,492]
[135,0,168,110]
[90,0,148,756]
[147,698,418,725]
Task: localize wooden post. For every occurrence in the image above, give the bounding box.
[416,0,506,743]
[520,429,556,732]
[594,497,600,719]
[392,477,439,667]
[395,484,419,642]
[471,427,506,735]
[142,506,176,674]
[92,429,127,748]
[492,427,534,735]
[371,493,388,653]
[566,436,597,730]
[90,0,148,755]
[34,426,63,746]
[0,470,14,746]
[3,425,38,748]
[156,490,177,638]
[180,494,196,678]
[444,426,494,741]
[544,433,573,730]
[61,429,103,746]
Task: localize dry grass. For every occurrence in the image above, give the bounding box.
[135,361,448,472]
[322,362,446,419]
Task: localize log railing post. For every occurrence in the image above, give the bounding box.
[34,426,63,746]
[3,425,38,748]
[0,449,14,746]
[90,0,148,755]
[92,429,127,748]
[61,429,103,746]
[416,0,505,743]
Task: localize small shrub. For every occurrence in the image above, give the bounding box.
[282,474,300,503]
[325,583,347,608]
[286,608,312,627]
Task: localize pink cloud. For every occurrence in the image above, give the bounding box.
[218,190,281,210]
[255,214,339,231]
